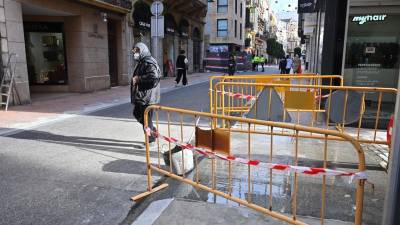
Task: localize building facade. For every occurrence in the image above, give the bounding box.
[131,0,207,75]
[244,0,269,56]
[0,0,132,104]
[276,19,288,54]
[281,18,300,56]
[205,0,246,53]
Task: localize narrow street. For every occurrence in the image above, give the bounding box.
[0,68,279,225]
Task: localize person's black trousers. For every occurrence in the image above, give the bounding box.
[133,103,156,143]
[286,68,291,74]
[163,64,168,77]
[280,69,286,74]
[175,69,187,85]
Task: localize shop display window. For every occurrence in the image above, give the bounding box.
[24,23,67,85]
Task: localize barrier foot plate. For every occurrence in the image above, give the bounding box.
[130,183,169,202]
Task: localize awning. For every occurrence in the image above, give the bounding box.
[179,19,189,39]
[165,14,177,35]
[132,1,151,30]
[78,0,131,14]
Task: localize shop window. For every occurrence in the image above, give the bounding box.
[235,20,237,38]
[240,3,243,17]
[217,19,228,37]
[217,0,228,13]
[235,0,237,14]
[240,23,243,40]
[344,14,400,126]
[24,22,67,85]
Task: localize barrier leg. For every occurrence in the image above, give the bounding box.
[130,108,169,202]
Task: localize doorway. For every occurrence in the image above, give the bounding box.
[107,19,118,87]
[193,27,201,72]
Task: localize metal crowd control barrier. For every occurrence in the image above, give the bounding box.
[131,105,367,225]
[213,82,398,146]
[209,74,343,115]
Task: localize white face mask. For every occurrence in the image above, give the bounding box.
[133,53,140,60]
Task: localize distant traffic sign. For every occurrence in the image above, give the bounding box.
[151,1,164,16]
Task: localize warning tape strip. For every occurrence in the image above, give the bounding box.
[145,128,367,181]
[213,89,330,102]
[212,90,256,101]
[315,94,330,100]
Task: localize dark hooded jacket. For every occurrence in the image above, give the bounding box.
[131,42,161,105]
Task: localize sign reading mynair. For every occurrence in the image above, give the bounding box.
[352,14,387,25]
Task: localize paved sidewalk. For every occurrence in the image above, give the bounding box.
[0,72,217,136]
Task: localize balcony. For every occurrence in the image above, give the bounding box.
[245,22,254,29]
[164,0,207,18]
[245,38,251,47]
[78,0,132,13]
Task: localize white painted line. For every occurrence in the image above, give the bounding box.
[131,198,174,225]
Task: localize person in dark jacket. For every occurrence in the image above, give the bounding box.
[131,42,161,146]
[228,54,236,76]
[279,57,287,74]
[175,50,188,86]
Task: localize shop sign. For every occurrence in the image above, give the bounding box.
[138,21,151,29]
[298,0,314,13]
[352,14,387,25]
[24,22,64,32]
[365,47,376,54]
[166,27,175,34]
[209,45,229,53]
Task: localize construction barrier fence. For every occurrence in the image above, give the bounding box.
[131,105,367,225]
[212,81,398,146]
[209,74,343,115]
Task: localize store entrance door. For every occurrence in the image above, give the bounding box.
[107,20,118,87]
[193,40,201,72]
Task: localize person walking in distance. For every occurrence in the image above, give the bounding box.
[163,52,168,77]
[228,54,236,76]
[292,54,302,74]
[279,57,287,74]
[131,42,161,147]
[251,54,257,71]
[285,55,293,74]
[175,50,188,86]
[260,55,266,72]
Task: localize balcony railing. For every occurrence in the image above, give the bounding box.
[78,0,132,13]
[102,0,132,9]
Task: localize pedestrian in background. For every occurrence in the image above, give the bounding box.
[285,55,293,74]
[293,54,302,74]
[251,54,257,71]
[163,52,168,77]
[131,42,161,147]
[175,50,188,86]
[228,54,236,76]
[279,57,287,74]
[260,55,266,72]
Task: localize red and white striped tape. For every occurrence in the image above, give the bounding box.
[145,128,367,181]
[315,94,330,100]
[213,90,256,101]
